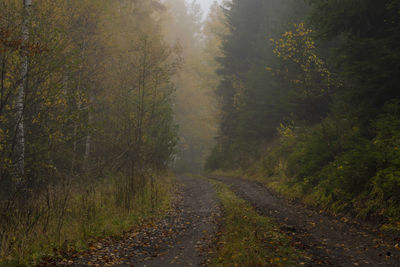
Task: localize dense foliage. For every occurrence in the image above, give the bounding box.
[207,0,400,224]
[0,0,178,264]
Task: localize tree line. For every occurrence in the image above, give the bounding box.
[207,0,400,226]
[0,0,178,264]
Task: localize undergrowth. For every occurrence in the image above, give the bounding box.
[0,173,174,266]
[209,102,400,232]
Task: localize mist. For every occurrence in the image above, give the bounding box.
[1,0,400,265]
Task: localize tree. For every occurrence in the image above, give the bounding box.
[308,0,400,127]
[0,0,179,261]
[207,0,308,170]
[15,0,32,177]
[163,0,218,172]
[270,23,332,124]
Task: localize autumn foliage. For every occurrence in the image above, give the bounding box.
[0,0,178,264]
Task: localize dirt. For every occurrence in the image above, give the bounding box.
[41,174,400,266]
[209,175,400,266]
[42,175,220,267]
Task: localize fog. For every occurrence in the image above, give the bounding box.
[1,0,400,265]
[197,0,221,17]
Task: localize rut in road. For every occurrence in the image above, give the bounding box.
[210,175,400,266]
[47,175,220,267]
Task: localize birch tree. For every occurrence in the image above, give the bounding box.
[15,0,32,177]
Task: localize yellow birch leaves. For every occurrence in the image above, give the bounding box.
[270,23,331,98]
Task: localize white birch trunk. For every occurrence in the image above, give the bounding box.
[15,0,32,176]
[84,95,94,167]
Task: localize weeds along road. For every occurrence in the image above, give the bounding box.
[209,175,400,266]
[45,175,399,266]
[47,175,220,267]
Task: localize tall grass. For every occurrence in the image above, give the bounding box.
[0,173,174,266]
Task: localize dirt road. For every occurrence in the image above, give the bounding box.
[44,174,400,266]
[46,175,220,267]
[139,175,220,267]
[210,175,400,266]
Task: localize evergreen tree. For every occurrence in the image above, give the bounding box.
[208,0,308,169]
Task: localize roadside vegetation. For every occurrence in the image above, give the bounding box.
[206,0,400,230]
[0,1,178,265]
[3,174,174,266]
[208,178,308,266]
[4,0,400,265]
[0,0,219,264]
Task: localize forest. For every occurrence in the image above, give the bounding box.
[206,0,400,228]
[1,0,400,266]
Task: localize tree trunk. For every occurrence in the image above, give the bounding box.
[84,94,94,168]
[15,0,31,176]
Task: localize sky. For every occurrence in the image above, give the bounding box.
[197,0,221,17]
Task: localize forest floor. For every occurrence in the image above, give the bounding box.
[210,175,400,266]
[41,175,400,266]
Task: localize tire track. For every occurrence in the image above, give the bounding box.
[210,175,400,266]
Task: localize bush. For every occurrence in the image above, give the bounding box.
[277,100,400,221]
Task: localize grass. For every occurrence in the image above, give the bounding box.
[212,169,304,202]
[0,173,175,266]
[206,178,308,267]
[212,167,400,233]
